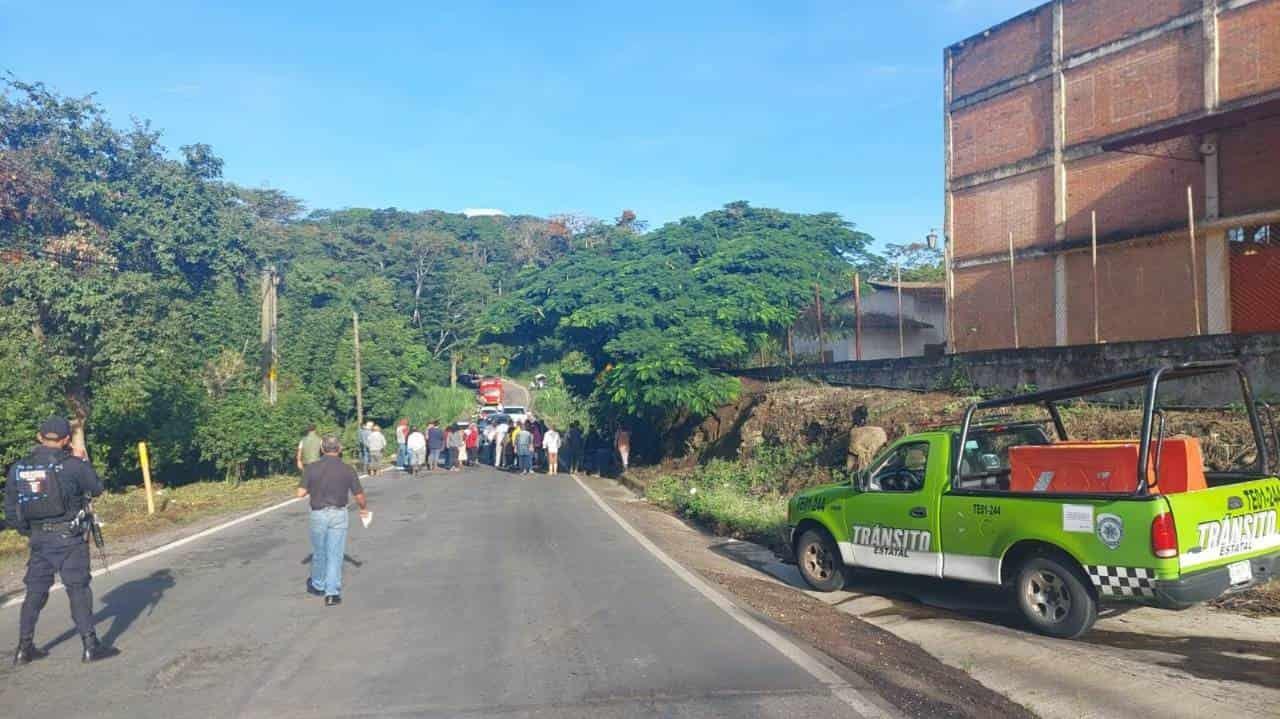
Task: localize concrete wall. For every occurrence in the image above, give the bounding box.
[945,0,1280,353]
[741,332,1280,406]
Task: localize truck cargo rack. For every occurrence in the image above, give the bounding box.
[953,360,1269,496]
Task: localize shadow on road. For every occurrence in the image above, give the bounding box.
[708,539,1029,631]
[1081,628,1280,689]
[300,553,364,568]
[714,536,1154,630]
[43,568,176,650]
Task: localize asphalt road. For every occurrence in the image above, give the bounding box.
[502,379,531,411]
[0,468,872,718]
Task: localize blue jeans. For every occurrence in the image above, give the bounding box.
[397,443,408,468]
[308,507,349,597]
[518,452,533,472]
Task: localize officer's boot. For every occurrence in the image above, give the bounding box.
[81,633,120,663]
[13,639,48,665]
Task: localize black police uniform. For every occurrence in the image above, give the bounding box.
[4,436,114,663]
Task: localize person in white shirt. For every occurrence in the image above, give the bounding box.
[543,426,562,475]
[365,425,387,474]
[406,427,427,476]
[491,421,509,468]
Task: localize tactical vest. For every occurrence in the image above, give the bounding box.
[13,460,72,522]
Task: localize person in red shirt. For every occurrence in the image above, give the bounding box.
[464,423,480,466]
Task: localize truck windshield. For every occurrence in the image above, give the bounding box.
[955,425,1052,491]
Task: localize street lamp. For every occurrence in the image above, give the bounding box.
[926,228,939,250]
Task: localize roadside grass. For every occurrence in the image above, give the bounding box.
[400,386,475,426]
[0,474,299,568]
[644,446,830,551]
[531,385,592,433]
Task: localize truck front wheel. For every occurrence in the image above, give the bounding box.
[796,529,846,592]
[1014,556,1098,639]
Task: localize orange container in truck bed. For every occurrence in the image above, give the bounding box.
[1008,438,1206,495]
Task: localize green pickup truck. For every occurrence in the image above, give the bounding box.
[787,361,1280,638]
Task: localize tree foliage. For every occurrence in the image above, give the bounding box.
[488,202,879,422]
[883,241,944,282]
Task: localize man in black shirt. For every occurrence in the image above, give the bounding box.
[564,423,584,474]
[297,436,369,606]
[5,416,120,664]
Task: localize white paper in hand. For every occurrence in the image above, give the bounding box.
[361,511,373,529]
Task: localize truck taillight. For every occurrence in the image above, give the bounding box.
[1151,512,1178,559]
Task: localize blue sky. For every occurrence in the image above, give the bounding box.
[2,0,1032,248]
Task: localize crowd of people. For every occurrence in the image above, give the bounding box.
[378,416,585,477]
[296,416,633,480]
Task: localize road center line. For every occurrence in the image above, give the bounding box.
[569,473,896,719]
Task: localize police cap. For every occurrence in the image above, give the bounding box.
[39,416,72,440]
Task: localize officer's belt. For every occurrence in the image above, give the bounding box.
[32,520,76,533]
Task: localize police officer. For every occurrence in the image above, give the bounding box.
[5,416,119,664]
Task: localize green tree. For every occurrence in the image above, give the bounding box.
[488,202,878,424]
[883,241,944,282]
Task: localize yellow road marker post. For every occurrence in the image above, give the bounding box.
[138,441,156,515]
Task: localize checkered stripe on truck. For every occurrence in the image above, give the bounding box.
[1086,566,1156,597]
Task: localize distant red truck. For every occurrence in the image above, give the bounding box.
[477,377,504,406]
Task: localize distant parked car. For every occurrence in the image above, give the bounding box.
[458,372,481,389]
[503,405,530,425]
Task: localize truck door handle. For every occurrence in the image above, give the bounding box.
[910,507,927,519]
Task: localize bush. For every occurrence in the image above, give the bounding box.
[195,384,328,482]
[531,385,592,434]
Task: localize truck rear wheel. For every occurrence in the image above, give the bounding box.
[796,529,846,592]
[1014,556,1097,639]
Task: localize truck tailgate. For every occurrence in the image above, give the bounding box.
[1164,477,1280,574]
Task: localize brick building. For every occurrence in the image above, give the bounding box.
[944,0,1280,352]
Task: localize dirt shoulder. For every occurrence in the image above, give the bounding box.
[579,473,1035,719]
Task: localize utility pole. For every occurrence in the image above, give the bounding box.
[1008,231,1020,350]
[1186,186,1202,336]
[852,272,863,361]
[352,311,364,428]
[261,267,279,405]
[813,284,825,363]
[896,263,905,358]
[1091,211,1100,344]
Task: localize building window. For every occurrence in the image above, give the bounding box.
[1229,224,1277,247]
